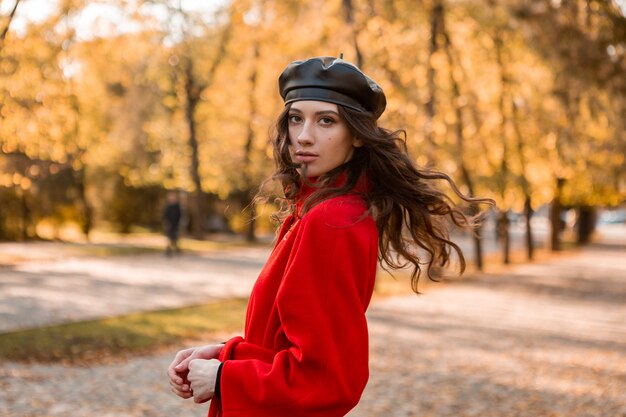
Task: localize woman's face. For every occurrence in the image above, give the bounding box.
[287,101,362,178]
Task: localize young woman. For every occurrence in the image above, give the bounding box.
[167,56,490,417]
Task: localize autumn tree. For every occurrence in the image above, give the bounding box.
[0,0,92,239]
[513,0,626,248]
[1,0,623,251]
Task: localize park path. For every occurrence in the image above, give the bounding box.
[0,244,271,332]
[0,222,549,333]
[1,226,625,416]
[354,243,626,416]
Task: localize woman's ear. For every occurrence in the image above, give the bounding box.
[352,136,364,148]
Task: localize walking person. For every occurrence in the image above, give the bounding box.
[167,56,491,416]
[163,190,182,256]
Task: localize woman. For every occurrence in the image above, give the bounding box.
[167,56,490,416]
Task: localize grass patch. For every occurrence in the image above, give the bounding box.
[178,237,273,252]
[0,298,247,364]
[64,243,162,257]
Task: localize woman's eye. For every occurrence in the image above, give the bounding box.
[319,117,334,125]
[288,115,302,123]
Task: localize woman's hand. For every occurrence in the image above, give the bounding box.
[188,358,221,403]
[167,344,223,399]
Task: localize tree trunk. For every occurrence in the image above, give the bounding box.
[342,0,363,68]
[74,165,93,241]
[550,177,565,251]
[440,4,485,270]
[497,210,511,264]
[425,0,443,151]
[576,206,596,245]
[241,44,260,242]
[494,27,511,265]
[523,196,533,260]
[183,58,205,239]
[472,226,484,271]
[178,15,233,239]
[511,98,534,260]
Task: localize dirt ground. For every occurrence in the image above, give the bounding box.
[1,238,625,416]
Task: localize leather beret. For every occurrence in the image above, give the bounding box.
[278,56,387,119]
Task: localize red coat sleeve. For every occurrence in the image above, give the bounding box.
[218,199,378,416]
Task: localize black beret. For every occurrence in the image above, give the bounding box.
[278,56,387,119]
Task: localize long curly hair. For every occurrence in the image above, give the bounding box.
[260,103,493,293]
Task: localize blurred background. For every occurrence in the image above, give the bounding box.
[1,0,625,261]
[2,2,626,416]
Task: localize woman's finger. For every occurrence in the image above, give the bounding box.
[175,355,194,372]
[167,351,190,381]
[171,386,193,399]
[169,379,189,391]
[166,366,184,384]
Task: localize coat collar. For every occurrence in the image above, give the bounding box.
[294,171,370,217]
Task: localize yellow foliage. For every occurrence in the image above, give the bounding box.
[0,0,623,237]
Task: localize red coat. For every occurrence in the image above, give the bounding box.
[208,186,378,417]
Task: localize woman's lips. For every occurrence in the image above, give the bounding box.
[294,153,318,163]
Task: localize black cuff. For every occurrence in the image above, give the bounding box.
[214,361,225,399]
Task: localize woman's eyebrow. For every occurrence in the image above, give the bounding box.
[289,108,339,116]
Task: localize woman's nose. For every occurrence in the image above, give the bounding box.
[297,122,314,146]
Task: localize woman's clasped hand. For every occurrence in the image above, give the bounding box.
[167,344,223,403]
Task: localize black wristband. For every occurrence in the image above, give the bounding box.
[214,361,225,399]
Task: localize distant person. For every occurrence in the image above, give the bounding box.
[163,191,182,256]
[167,56,493,415]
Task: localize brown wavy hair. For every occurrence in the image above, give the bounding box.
[261,103,493,293]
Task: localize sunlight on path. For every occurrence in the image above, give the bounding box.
[0,249,270,332]
[1,243,624,417]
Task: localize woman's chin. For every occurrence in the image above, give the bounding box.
[298,166,319,178]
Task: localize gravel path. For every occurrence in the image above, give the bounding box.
[352,246,626,416]
[1,241,625,416]
[0,247,269,332]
